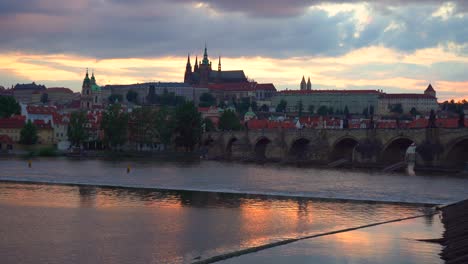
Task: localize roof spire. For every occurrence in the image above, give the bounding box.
[218,56,221,71]
[202,43,209,65]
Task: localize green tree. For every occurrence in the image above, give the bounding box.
[409,107,420,116]
[199,93,216,107]
[317,106,328,116]
[260,104,269,112]
[173,102,202,151]
[297,100,303,117]
[236,97,251,115]
[308,105,315,114]
[219,110,242,131]
[155,107,174,146]
[389,103,403,114]
[327,106,334,115]
[67,111,89,147]
[218,101,227,109]
[0,96,20,118]
[276,99,287,113]
[126,90,138,104]
[203,117,215,132]
[101,104,129,149]
[20,120,38,145]
[40,93,49,104]
[344,106,349,116]
[108,94,123,104]
[251,101,258,112]
[129,107,158,147]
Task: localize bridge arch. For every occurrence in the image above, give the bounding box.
[288,137,311,160]
[253,136,272,160]
[443,136,468,169]
[380,136,415,164]
[330,136,359,161]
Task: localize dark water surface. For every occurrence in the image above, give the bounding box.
[1,157,468,204]
[0,158,464,263]
[0,182,435,264]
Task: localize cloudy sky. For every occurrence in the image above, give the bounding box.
[0,0,467,100]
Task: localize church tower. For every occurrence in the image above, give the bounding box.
[184,54,192,84]
[424,83,436,98]
[216,56,222,83]
[300,76,306,90]
[307,77,312,90]
[81,69,93,109]
[199,44,212,86]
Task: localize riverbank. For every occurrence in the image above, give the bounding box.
[441,199,468,264]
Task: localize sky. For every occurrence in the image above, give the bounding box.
[0,0,467,101]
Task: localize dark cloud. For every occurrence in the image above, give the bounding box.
[0,0,466,59]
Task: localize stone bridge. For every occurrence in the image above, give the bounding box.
[203,128,468,169]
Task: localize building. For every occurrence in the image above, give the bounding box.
[12,82,47,104]
[300,76,312,91]
[0,115,25,143]
[273,90,381,114]
[103,82,209,105]
[377,84,439,115]
[31,87,76,104]
[33,120,54,145]
[208,82,277,104]
[22,105,56,125]
[81,70,103,110]
[184,45,248,85]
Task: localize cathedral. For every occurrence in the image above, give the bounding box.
[300,76,312,90]
[81,69,103,109]
[184,45,248,85]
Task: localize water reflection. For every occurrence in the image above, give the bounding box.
[0,182,439,264]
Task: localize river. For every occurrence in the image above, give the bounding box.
[0,157,467,263]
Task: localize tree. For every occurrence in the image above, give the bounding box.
[0,96,20,118]
[218,101,227,109]
[199,93,216,107]
[67,111,89,147]
[308,105,315,114]
[108,94,123,104]
[101,104,129,149]
[327,106,334,115]
[129,107,158,147]
[317,106,328,116]
[390,103,403,114]
[126,90,138,104]
[203,118,215,132]
[40,93,49,104]
[219,110,242,131]
[251,101,258,112]
[236,97,251,115]
[409,107,420,116]
[276,99,287,113]
[260,104,269,112]
[155,107,174,146]
[297,100,303,117]
[362,107,369,118]
[20,120,38,145]
[344,106,349,117]
[173,102,202,151]
[458,112,465,128]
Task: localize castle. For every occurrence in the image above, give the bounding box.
[184,45,248,86]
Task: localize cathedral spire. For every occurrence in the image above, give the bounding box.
[300,76,306,90]
[186,53,192,69]
[218,56,221,71]
[194,56,199,72]
[307,77,311,90]
[202,43,209,65]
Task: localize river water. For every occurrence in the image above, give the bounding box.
[0,157,467,263]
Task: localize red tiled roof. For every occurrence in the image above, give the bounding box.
[27,105,57,115]
[0,116,25,129]
[380,93,436,99]
[279,90,382,95]
[47,87,74,93]
[255,83,277,91]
